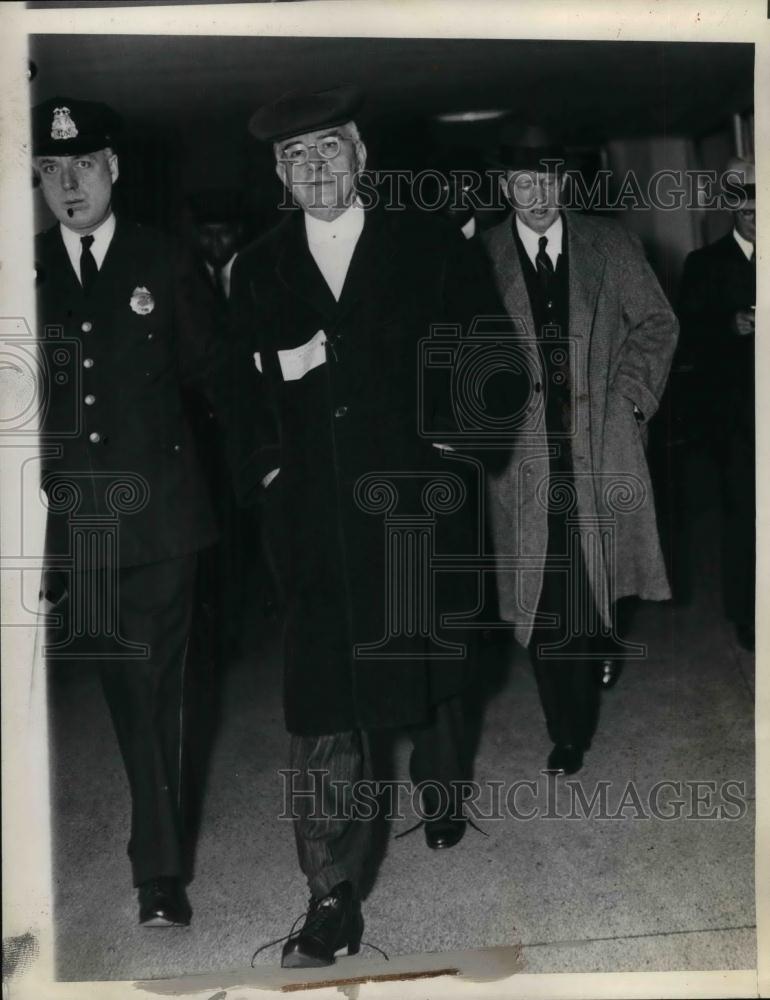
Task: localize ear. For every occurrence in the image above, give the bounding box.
[353,139,367,173]
[105,149,119,184]
[275,159,291,192]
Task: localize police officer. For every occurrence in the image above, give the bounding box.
[33,97,256,926]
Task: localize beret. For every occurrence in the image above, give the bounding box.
[248,85,363,144]
[32,96,122,157]
[488,122,567,172]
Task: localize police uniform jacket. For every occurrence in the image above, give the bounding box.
[36,217,246,570]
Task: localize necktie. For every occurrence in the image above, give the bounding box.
[536,235,554,291]
[80,235,98,295]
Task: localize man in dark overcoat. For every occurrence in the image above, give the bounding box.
[232,87,481,967]
[479,125,678,776]
[678,156,756,650]
[33,97,257,926]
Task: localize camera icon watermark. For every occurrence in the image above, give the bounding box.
[419,315,580,446]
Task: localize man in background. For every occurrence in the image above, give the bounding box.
[678,156,756,651]
[479,123,678,775]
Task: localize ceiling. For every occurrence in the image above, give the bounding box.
[30,35,753,146]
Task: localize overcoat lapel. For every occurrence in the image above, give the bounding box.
[275,211,338,323]
[484,221,536,343]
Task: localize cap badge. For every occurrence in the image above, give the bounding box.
[130,286,155,316]
[51,107,79,141]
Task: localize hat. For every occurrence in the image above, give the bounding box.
[32,96,122,157]
[188,188,245,225]
[723,155,756,205]
[488,123,567,172]
[248,85,363,144]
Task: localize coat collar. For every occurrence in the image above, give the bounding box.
[274,206,397,323]
[483,210,606,344]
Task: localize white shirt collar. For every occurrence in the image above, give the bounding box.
[732,227,754,261]
[515,213,563,269]
[205,252,238,298]
[460,216,477,240]
[60,212,116,282]
[305,199,365,246]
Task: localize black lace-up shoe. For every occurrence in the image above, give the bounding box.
[281,881,363,968]
[138,876,191,927]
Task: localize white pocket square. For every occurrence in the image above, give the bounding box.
[278,330,327,382]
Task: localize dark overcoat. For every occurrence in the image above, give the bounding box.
[36,218,252,570]
[678,232,755,447]
[229,208,481,736]
[478,211,678,647]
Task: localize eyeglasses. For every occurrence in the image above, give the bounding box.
[279,135,350,165]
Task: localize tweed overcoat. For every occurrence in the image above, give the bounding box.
[478,211,678,648]
[229,208,480,736]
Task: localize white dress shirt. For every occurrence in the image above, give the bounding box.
[515,213,563,269]
[305,200,365,301]
[60,212,116,285]
[205,252,238,299]
[732,228,754,261]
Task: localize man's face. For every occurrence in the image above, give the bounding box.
[734,204,756,245]
[34,149,118,234]
[502,169,564,235]
[194,221,244,269]
[275,123,366,221]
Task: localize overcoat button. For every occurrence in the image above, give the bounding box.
[81,321,92,333]
[147,333,154,340]
[89,431,101,443]
[84,394,95,405]
[83,358,94,368]
[173,444,181,452]
[334,405,348,418]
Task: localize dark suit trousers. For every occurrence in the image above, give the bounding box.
[289,695,465,899]
[529,485,600,751]
[49,554,197,886]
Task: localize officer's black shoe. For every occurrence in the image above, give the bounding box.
[281,881,363,968]
[598,658,622,689]
[138,876,191,927]
[547,744,584,775]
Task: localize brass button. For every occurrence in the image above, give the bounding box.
[89,431,101,444]
[81,321,92,333]
[83,358,94,368]
[173,444,181,452]
[147,333,154,340]
[84,394,95,406]
[334,405,348,419]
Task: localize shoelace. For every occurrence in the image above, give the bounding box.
[250,899,390,966]
[394,813,489,840]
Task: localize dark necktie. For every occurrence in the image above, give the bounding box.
[536,235,554,291]
[80,235,98,296]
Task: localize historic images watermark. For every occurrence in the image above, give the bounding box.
[278,771,750,823]
[350,312,648,660]
[1,317,150,658]
[276,165,756,214]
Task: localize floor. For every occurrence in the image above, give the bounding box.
[48,450,756,984]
